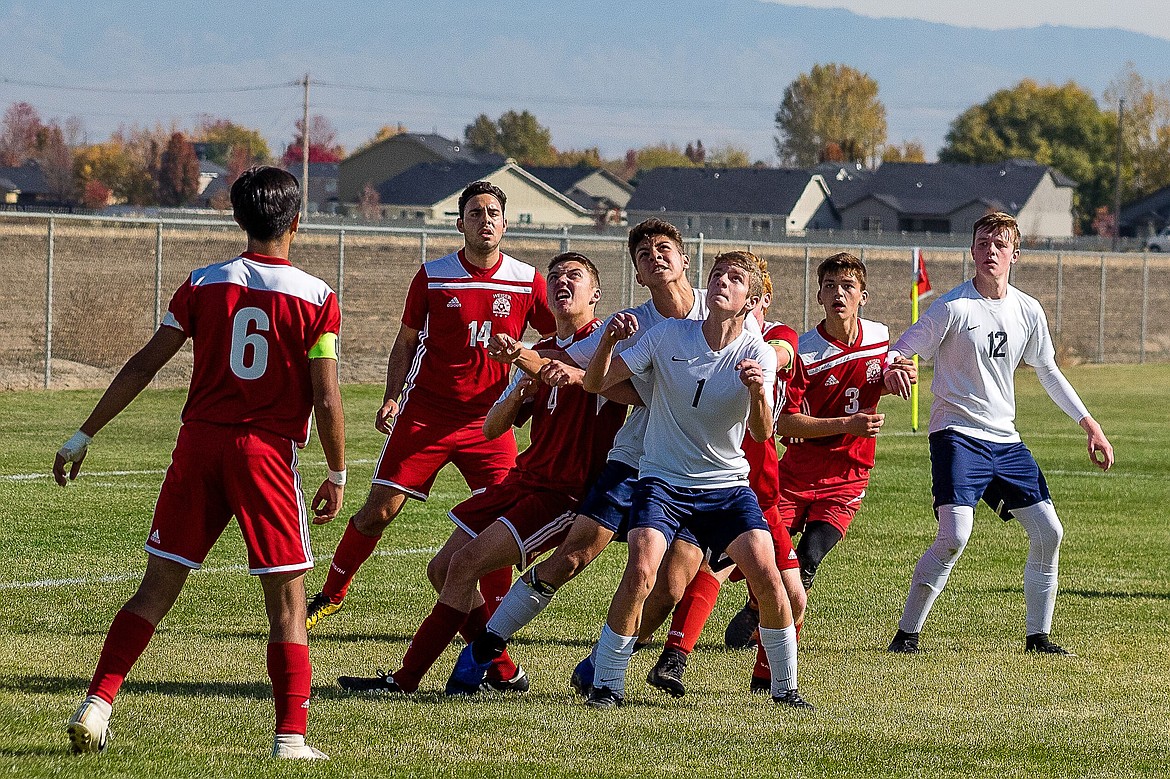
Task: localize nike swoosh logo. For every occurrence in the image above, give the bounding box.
[671,356,691,361]
[967,325,979,330]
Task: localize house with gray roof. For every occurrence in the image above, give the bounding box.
[375,160,593,227]
[525,165,634,222]
[0,161,52,206]
[1120,184,1170,238]
[625,167,835,238]
[834,159,1076,239]
[339,132,503,205]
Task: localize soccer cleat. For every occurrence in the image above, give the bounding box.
[888,629,921,654]
[337,669,401,694]
[445,644,493,696]
[569,655,595,698]
[773,688,815,711]
[67,695,111,754]
[646,646,687,698]
[1026,633,1076,656]
[725,601,760,649]
[272,735,329,760]
[483,665,531,693]
[306,592,342,631]
[585,685,624,709]
[750,675,770,695]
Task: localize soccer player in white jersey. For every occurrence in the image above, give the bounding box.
[885,211,1114,656]
[54,167,346,759]
[581,250,812,710]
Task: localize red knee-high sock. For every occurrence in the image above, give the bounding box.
[665,569,722,655]
[745,579,759,611]
[461,603,518,682]
[87,609,155,704]
[394,603,468,692]
[477,567,512,617]
[268,642,311,736]
[752,640,770,682]
[322,520,381,603]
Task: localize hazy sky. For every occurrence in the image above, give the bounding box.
[773,0,1170,40]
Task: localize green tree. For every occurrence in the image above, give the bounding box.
[157,132,200,206]
[464,114,504,155]
[706,145,753,167]
[774,63,887,167]
[73,142,146,204]
[1104,64,1170,201]
[464,110,555,165]
[940,79,1117,230]
[882,140,927,163]
[196,117,271,166]
[634,143,696,171]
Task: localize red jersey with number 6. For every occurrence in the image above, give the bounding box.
[162,251,341,445]
[780,318,890,476]
[399,249,555,421]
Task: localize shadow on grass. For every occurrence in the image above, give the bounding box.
[3,674,323,700]
[989,587,1170,600]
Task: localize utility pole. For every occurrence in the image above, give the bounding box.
[1112,98,1124,252]
[301,73,310,220]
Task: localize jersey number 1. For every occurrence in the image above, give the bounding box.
[229,307,270,380]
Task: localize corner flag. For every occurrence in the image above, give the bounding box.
[909,249,931,432]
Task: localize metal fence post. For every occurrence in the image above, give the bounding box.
[696,233,705,284]
[420,230,427,265]
[1140,253,1148,364]
[337,230,345,306]
[560,226,570,253]
[44,218,54,389]
[1097,253,1106,363]
[154,222,164,330]
[1055,253,1063,335]
[802,245,811,332]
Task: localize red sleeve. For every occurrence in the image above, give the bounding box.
[308,291,342,348]
[401,266,429,331]
[782,356,808,414]
[164,276,195,335]
[527,270,556,336]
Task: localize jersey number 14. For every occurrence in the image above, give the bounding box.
[468,320,493,348]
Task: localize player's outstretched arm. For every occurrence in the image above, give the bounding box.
[53,326,187,487]
[775,409,884,439]
[582,312,638,394]
[738,359,774,442]
[376,324,421,434]
[483,374,538,440]
[1080,416,1114,471]
[309,357,346,523]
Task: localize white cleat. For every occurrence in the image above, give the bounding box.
[67,695,112,754]
[272,734,329,760]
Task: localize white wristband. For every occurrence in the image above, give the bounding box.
[327,468,347,486]
[58,430,93,460]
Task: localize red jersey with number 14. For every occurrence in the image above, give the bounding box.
[780,318,890,476]
[400,250,555,421]
[506,319,628,496]
[162,251,341,445]
[744,322,799,510]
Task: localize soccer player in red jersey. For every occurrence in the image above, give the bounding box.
[335,253,628,694]
[307,181,555,631]
[54,167,346,760]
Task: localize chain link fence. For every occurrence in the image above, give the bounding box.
[1,213,1166,391]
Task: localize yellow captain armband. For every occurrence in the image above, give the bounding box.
[768,339,795,371]
[309,332,339,360]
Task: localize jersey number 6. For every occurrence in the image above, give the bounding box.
[230,306,271,380]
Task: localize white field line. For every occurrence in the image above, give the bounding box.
[0,546,440,591]
[0,459,381,482]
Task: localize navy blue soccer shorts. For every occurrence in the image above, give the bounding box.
[577,461,698,545]
[929,429,1051,521]
[630,477,767,561]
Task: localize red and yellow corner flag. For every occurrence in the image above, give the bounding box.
[909,248,932,432]
[914,248,932,300]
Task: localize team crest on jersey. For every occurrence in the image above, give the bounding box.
[447,296,461,308]
[492,293,512,318]
[866,358,882,383]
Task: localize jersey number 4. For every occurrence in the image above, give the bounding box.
[468,320,493,348]
[230,307,270,380]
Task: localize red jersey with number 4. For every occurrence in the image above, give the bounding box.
[162,251,341,445]
[780,318,890,476]
[506,319,628,496]
[400,250,555,421]
[744,322,799,510]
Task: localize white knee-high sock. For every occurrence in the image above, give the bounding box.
[485,576,553,641]
[898,504,974,634]
[592,624,637,695]
[759,624,798,696]
[1013,500,1063,635]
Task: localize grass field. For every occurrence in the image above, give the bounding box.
[2,365,1169,778]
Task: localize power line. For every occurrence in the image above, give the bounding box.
[0,75,298,95]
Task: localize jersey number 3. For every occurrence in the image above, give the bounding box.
[230,307,271,380]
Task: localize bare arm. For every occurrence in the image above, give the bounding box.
[775,408,884,440]
[308,357,346,524]
[54,326,187,486]
[375,324,421,434]
[738,359,774,443]
[483,374,538,440]
[582,312,638,394]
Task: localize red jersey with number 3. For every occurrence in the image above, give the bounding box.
[744,322,799,510]
[507,320,628,496]
[780,318,890,476]
[162,251,341,445]
[400,250,555,421]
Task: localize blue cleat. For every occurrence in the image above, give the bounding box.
[569,654,594,697]
[445,644,492,696]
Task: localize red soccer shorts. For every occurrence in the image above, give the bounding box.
[776,473,870,537]
[148,421,312,575]
[448,476,578,569]
[729,504,798,581]
[372,410,517,500]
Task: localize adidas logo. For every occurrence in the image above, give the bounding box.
[150,529,161,544]
[301,700,311,709]
[447,297,461,308]
[824,375,839,386]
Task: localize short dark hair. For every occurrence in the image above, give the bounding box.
[459,181,507,217]
[230,166,300,241]
[627,218,685,263]
[548,251,601,289]
[817,252,867,290]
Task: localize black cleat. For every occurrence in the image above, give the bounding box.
[773,688,815,710]
[306,591,343,631]
[646,647,687,698]
[585,685,624,709]
[337,669,401,694]
[750,675,770,695]
[725,600,760,649]
[483,665,531,693]
[1026,633,1076,656]
[888,629,921,654]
